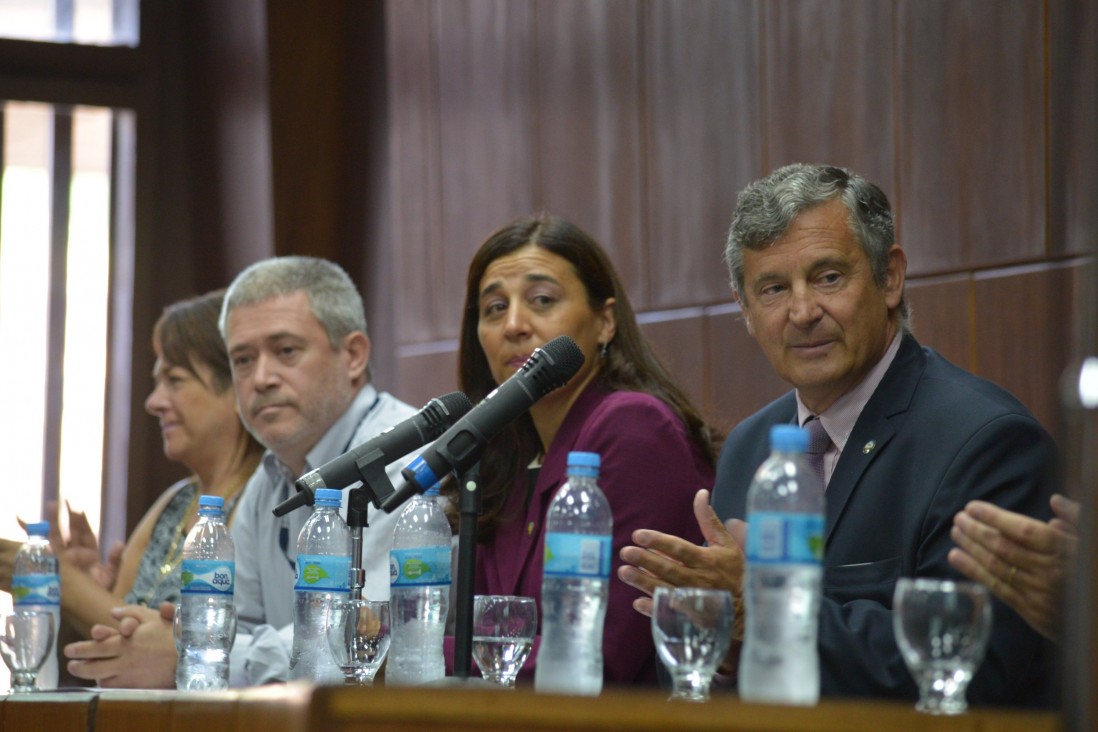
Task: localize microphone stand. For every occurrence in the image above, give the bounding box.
[346,486,370,600]
[452,463,482,678]
[380,465,495,688]
[275,447,398,600]
[343,448,397,600]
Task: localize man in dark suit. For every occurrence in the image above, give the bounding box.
[619,163,1058,706]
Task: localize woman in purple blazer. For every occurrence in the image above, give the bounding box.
[448,214,717,685]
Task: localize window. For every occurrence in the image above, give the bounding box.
[0,1,139,692]
[1,101,114,540]
[0,0,137,46]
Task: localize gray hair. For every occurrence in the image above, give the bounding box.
[724,163,908,329]
[219,255,368,349]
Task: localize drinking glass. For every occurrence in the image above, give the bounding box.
[326,598,391,686]
[1,610,55,693]
[471,595,537,688]
[893,578,992,714]
[651,587,734,702]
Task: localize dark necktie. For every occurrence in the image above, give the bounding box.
[804,417,830,490]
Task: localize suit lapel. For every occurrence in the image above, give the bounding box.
[493,383,608,594]
[825,335,926,543]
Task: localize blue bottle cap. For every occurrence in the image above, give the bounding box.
[25,521,50,537]
[770,424,808,453]
[314,488,343,506]
[566,451,600,478]
[198,495,226,509]
[424,482,442,497]
[567,451,600,469]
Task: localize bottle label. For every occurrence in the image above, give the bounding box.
[11,574,61,607]
[294,554,352,592]
[746,512,824,565]
[389,546,451,587]
[543,532,611,579]
[181,559,235,595]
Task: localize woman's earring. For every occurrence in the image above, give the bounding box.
[599,342,609,359]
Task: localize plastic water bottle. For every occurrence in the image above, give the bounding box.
[534,451,612,696]
[738,424,825,705]
[387,484,451,686]
[290,488,351,683]
[177,495,236,690]
[12,521,60,689]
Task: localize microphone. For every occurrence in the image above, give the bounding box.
[381,335,586,513]
[273,391,473,517]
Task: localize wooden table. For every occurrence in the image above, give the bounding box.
[0,684,1061,732]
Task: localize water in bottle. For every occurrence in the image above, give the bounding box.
[387,484,451,686]
[177,495,236,690]
[738,424,825,705]
[12,521,60,689]
[290,488,352,683]
[534,451,612,696]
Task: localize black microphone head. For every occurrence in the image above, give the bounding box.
[521,335,585,397]
[423,391,474,436]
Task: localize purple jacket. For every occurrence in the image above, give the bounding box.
[468,382,712,685]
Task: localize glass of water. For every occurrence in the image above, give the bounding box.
[326,598,391,686]
[893,577,992,714]
[651,586,734,702]
[471,595,537,688]
[1,610,55,693]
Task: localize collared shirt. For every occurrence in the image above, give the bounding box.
[228,384,419,686]
[796,333,902,487]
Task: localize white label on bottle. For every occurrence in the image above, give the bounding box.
[543,532,611,579]
[746,512,824,564]
[294,554,352,592]
[11,574,60,607]
[389,546,451,587]
[181,559,235,595]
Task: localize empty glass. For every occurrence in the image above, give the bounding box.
[1,610,55,693]
[471,595,537,688]
[893,577,992,714]
[651,587,734,702]
[326,598,391,686]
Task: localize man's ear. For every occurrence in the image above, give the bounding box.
[883,244,907,311]
[343,331,371,384]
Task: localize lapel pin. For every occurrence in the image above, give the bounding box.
[862,440,876,455]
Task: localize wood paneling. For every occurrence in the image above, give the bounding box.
[0,692,94,732]
[639,311,708,420]
[0,688,1064,732]
[387,0,445,345]
[896,0,1045,274]
[311,685,1061,732]
[433,0,538,340]
[1048,0,1098,259]
[266,1,347,260]
[95,696,170,732]
[534,0,646,304]
[973,262,1078,437]
[643,0,762,309]
[394,347,461,411]
[764,0,895,191]
[705,304,790,431]
[905,274,972,371]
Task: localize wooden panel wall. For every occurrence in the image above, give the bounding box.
[378,0,1095,448]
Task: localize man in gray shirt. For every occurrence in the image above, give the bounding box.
[65,256,420,687]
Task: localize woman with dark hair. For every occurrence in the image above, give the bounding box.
[449,214,716,685]
[2,290,263,639]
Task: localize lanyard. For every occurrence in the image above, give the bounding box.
[278,392,382,571]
